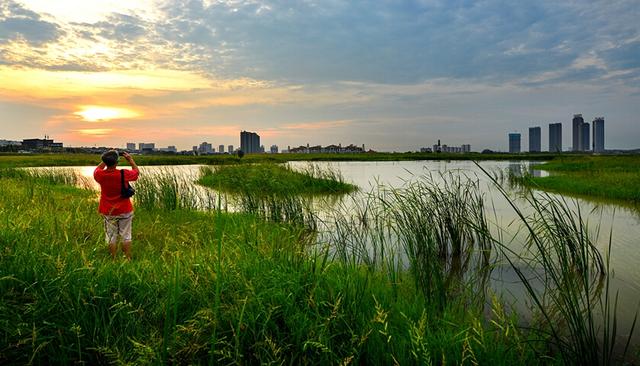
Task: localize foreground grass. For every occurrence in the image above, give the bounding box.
[198,164,357,196]
[521,155,640,204]
[0,170,541,364]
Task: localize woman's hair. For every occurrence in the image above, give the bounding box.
[101,150,119,167]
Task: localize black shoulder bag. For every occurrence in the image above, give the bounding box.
[120,170,136,198]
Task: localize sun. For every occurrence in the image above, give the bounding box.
[75,106,139,122]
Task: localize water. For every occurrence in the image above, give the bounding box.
[38,161,640,342]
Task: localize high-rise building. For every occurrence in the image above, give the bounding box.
[592,117,605,153]
[240,131,260,153]
[270,145,279,154]
[228,145,234,153]
[549,123,562,153]
[581,122,590,152]
[219,145,225,154]
[126,143,136,151]
[572,114,584,151]
[529,126,541,152]
[509,133,521,153]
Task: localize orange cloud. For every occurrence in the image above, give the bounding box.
[75,128,113,136]
[0,66,212,100]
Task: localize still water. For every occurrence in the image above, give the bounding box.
[48,161,640,340]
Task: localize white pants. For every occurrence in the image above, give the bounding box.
[103,212,134,244]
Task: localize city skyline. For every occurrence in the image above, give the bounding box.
[0,1,638,151]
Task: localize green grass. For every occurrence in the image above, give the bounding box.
[198,163,357,196]
[520,155,640,204]
[0,168,545,365]
[2,164,638,364]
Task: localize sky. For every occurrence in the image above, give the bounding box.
[0,0,638,152]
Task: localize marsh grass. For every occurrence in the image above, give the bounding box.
[2,164,637,364]
[515,155,640,204]
[323,172,495,315]
[198,163,357,196]
[135,168,222,211]
[0,167,91,189]
[198,164,343,229]
[480,163,637,365]
[379,173,493,309]
[0,167,545,364]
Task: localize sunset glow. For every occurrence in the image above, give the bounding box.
[74,106,140,122]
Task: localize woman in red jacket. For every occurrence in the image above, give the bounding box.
[93,150,139,260]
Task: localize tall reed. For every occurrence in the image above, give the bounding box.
[479,162,637,365]
[324,173,493,309]
[135,168,220,211]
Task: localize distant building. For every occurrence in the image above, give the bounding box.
[420,147,433,153]
[260,145,265,153]
[529,126,541,152]
[240,131,260,154]
[270,144,278,154]
[228,145,234,153]
[126,143,136,151]
[592,117,605,153]
[138,143,155,152]
[287,143,366,154]
[22,138,63,150]
[549,123,562,153]
[198,142,213,154]
[508,133,521,153]
[219,145,225,154]
[0,139,21,147]
[159,146,177,153]
[572,114,584,151]
[428,140,469,153]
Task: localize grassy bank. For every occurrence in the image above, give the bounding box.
[0,151,560,168]
[520,155,640,204]
[0,169,545,365]
[198,164,357,195]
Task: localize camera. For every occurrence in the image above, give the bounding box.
[119,151,126,156]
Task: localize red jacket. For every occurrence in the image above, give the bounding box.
[94,167,139,215]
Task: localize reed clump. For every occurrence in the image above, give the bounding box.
[198,163,357,196]
[135,168,221,211]
[325,173,493,309]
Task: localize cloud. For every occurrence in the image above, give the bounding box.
[600,39,640,71]
[2,0,637,89]
[148,0,639,89]
[0,1,63,45]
